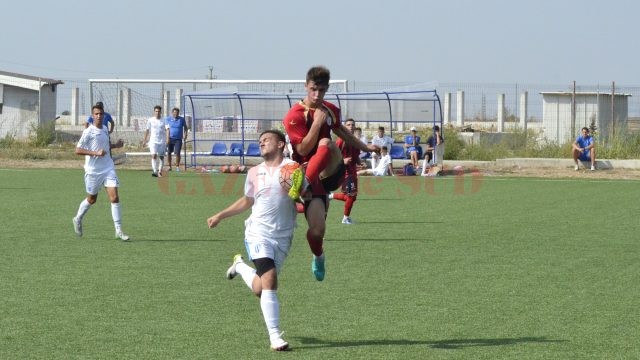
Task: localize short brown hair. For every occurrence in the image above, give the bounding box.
[306,66,330,86]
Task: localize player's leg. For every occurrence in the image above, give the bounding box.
[174,139,183,170]
[104,171,129,241]
[151,151,158,176]
[303,138,335,195]
[572,148,581,170]
[73,174,99,237]
[167,141,174,171]
[305,197,327,281]
[589,148,596,170]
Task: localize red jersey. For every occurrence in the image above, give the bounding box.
[336,137,360,175]
[283,100,341,164]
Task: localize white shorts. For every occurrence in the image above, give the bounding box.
[244,236,292,274]
[149,143,166,155]
[84,169,119,195]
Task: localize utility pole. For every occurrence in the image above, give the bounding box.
[208,66,214,89]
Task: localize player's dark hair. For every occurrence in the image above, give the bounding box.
[91,104,104,113]
[378,126,385,131]
[306,66,330,86]
[582,127,589,133]
[259,129,286,143]
[345,118,355,124]
[172,107,180,113]
[154,105,162,112]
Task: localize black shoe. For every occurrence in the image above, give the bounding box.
[152,172,158,177]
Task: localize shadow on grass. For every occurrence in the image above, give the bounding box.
[330,237,432,242]
[293,336,567,350]
[132,238,225,242]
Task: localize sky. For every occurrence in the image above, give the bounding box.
[1,0,639,85]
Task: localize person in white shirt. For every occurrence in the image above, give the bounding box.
[72,104,130,241]
[207,129,296,352]
[142,105,167,177]
[357,146,394,176]
[370,126,394,169]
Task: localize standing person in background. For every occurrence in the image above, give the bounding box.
[142,105,167,177]
[85,101,115,134]
[207,130,295,351]
[370,126,394,169]
[330,118,361,225]
[572,127,596,171]
[72,104,130,241]
[165,107,188,172]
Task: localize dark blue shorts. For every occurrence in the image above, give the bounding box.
[167,139,183,155]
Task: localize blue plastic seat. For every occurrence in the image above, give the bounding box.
[211,142,227,156]
[245,142,260,156]
[389,145,405,159]
[228,142,243,156]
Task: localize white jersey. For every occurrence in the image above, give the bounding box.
[76,125,114,175]
[373,154,392,176]
[146,117,166,145]
[243,159,297,244]
[371,135,394,150]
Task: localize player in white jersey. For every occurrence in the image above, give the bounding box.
[72,104,130,241]
[207,129,296,351]
[142,105,167,177]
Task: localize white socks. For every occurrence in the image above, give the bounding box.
[260,289,281,339]
[236,262,256,289]
[111,202,122,233]
[151,158,157,173]
[75,199,92,220]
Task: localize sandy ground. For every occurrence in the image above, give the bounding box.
[2,157,640,180]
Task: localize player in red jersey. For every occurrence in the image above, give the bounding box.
[283,66,378,281]
[331,118,362,225]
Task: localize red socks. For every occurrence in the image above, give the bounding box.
[305,144,331,194]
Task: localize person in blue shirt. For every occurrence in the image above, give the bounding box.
[572,127,596,171]
[404,127,422,169]
[85,102,114,134]
[164,107,189,171]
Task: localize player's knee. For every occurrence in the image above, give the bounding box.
[87,196,97,205]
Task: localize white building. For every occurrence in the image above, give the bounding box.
[0,70,64,139]
[541,91,631,143]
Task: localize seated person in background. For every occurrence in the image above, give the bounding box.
[354,126,369,160]
[422,125,444,174]
[357,146,394,177]
[572,127,596,171]
[404,127,421,169]
[370,126,394,168]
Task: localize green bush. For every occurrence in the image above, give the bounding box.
[0,133,17,148]
[29,121,56,147]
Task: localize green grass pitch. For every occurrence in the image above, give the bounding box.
[1,168,638,359]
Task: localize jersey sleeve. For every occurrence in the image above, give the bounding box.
[283,109,307,146]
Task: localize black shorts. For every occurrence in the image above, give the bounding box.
[320,162,346,193]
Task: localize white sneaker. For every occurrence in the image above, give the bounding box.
[226,254,244,280]
[270,332,289,351]
[328,193,334,200]
[341,217,353,225]
[72,217,83,237]
[115,231,130,241]
[574,164,579,171]
[591,165,596,171]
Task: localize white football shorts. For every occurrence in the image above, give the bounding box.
[84,169,119,195]
[149,143,166,155]
[244,236,292,274]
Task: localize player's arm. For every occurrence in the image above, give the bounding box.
[333,125,379,153]
[207,196,254,228]
[183,120,189,141]
[75,146,105,157]
[108,118,115,134]
[142,129,149,146]
[292,115,324,157]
